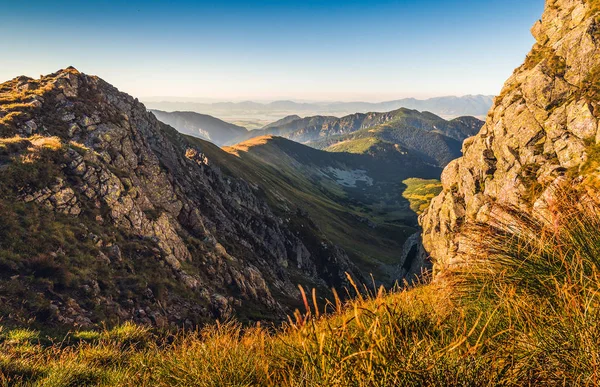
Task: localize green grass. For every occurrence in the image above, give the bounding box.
[1,187,599,385]
[325,137,382,154]
[203,135,419,274]
[401,178,443,215]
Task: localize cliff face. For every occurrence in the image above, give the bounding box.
[421,0,600,271]
[0,68,361,327]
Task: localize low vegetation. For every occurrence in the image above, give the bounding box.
[325,137,381,154]
[0,187,598,386]
[401,178,443,214]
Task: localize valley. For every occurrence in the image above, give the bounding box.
[0,68,447,330]
[143,95,494,123]
[3,0,600,385]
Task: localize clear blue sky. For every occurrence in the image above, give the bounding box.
[1,0,544,101]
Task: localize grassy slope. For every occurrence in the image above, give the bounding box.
[402,178,443,215]
[325,137,382,154]
[192,136,419,278]
[3,186,600,385]
[0,186,600,387]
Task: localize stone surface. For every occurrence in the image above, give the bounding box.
[0,67,362,327]
[421,0,600,273]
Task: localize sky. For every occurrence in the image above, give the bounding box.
[1,0,544,102]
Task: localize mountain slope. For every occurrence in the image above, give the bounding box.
[233,108,483,157]
[308,110,483,167]
[212,135,441,280]
[262,115,301,129]
[150,109,248,145]
[421,0,600,272]
[0,68,369,328]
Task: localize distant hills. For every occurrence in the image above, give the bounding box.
[151,108,484,167]
[143,95,494,123]
[150,109,248,145]
[308,111,484,167]
[0,68,448,327]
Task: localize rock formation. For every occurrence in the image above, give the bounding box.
[421,0,600,272]
[0,68,361,327]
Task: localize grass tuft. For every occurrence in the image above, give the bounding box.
[0,188,599,385]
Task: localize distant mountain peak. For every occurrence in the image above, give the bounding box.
[150,109,248,146]
[143,95,494,121]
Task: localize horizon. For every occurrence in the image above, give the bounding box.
[2,0,544,101]
[140,93,495,104]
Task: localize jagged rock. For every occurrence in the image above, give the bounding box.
[421,0,600,272]
[0,66,363,327]
[211,294,233,319]
[24,120,37,134]
[106,245,122,262]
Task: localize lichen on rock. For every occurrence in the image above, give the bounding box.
[421,0,600,273]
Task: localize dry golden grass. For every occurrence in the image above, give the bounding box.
[223,135,275,157]
[28,136,63,151]
[0,187,599,386]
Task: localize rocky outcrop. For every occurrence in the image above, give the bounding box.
[0,68,362,327]
[421,0,600,272]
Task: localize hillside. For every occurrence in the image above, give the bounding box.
[149,109,248,146]
[233,109,483,166]
[215,135,441,280]
[262,115,301,129]
[309,110,483,167]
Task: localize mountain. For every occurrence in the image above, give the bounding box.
[144,95,494,121]
[149,109,248,146]
[242,109,483,168]
[311,113,483,168]
[235,108,482,146]
[215,135,441,280]
[4,2,600,384]
[0,68,355,327]
[262,115,301,129]
[421,0,600,272]
[0,68,438,328]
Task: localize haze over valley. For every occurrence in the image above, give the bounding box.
[145,95,494,128]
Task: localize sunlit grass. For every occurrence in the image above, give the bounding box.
[1,188,599,385]
[402,178,443,214]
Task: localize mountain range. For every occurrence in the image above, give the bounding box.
[0,68,443,328]
[143,95,494,123]
[152,108,484,169]
[3,1,600,384]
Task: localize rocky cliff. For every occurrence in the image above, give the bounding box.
[421,0,600,271]
[0,68,362,328]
